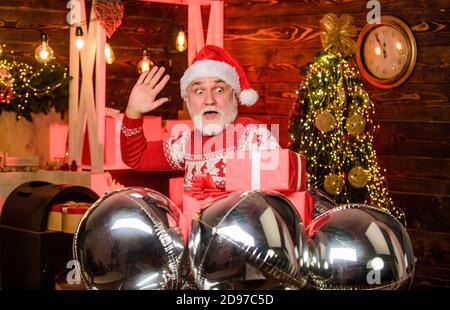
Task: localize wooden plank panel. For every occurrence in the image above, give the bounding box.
[225,45,314,84]
[413,264,450,288]
[407,229,450,267]
[388,177,450,199]
[392,192,450,232]
[264,82,299,115]
[224,11,450,48]
[379,155,450,181]
[224,0,450,18]
[409,46,450,84]
[225,44,449,85]
[373,121,450,158]
[0,7,67,27]
[368,84,450,122]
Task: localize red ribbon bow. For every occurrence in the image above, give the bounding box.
[185,174,229,200]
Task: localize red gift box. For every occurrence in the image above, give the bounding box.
[182,193,221,232]
[182,174,229,232]
[283,191,314,228]
[169,177,185,209]
[225,149,306,193]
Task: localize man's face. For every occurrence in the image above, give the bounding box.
[185,77,238,136]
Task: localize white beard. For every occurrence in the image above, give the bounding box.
[187,97,238,136]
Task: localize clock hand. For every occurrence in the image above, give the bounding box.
[375,33,387,58]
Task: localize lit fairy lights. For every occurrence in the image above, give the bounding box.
[0,46,69,121]
[289,52,405,223]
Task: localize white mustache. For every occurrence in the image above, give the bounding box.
[201,108,222,115]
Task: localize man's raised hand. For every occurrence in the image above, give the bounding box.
[125,66,170,119]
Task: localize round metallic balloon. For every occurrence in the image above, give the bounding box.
[307,204,415,290]
[188,190,309,290]
[73,187,188,290]
[307,188,336,218]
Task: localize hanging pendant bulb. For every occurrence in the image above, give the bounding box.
[34,32,54,63]
[175,25,187,52]
[75,27,84,50]
[105,43,115,64]
[137,48,154,74]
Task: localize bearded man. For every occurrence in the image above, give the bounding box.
[121,45,279,190]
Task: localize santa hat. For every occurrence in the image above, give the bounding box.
[180,45,258,106]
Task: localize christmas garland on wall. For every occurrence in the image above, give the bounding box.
[0,47,69,121]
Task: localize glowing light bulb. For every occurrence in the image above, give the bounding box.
[175,26,187,52]
[137,48,154,74]
[34,32,54,64]
[395,41,402,50]
[75,27,84,50]
[105,43,115,64]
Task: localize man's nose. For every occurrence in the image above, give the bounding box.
[204,89,215,105]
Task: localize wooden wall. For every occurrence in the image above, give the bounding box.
[1,0,449,288]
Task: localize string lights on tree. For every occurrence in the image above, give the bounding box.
[0,45,69,121]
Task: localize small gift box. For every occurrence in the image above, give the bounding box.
[283,191,314,228]
[61,202,92,234]
[225,149,306,192]
[47,204,63,231]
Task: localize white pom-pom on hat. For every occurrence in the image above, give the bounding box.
[180,45,258,106]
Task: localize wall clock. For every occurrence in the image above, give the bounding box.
[356,16,417,89]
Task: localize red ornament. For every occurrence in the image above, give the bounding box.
[0,65,14,104]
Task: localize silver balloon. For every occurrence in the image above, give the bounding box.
[307,204,415,290]
[308,188,336,218]
[188,190,308,290]
[73,187,188,290]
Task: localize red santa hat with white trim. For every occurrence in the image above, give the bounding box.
[180,45,258,106]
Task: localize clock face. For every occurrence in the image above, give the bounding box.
[363,25,409,80]
[356,16,417,89]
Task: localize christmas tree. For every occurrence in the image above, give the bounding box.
[0,45,69,121]
[289,14,404,222]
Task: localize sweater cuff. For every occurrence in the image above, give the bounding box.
[122,114,144,128]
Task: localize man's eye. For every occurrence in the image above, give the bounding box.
[194,89,204,94]
[215,87,224,93]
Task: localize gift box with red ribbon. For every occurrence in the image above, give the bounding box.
[182,174,229,231]
[62,204,90,234]
[225,149,306,193]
